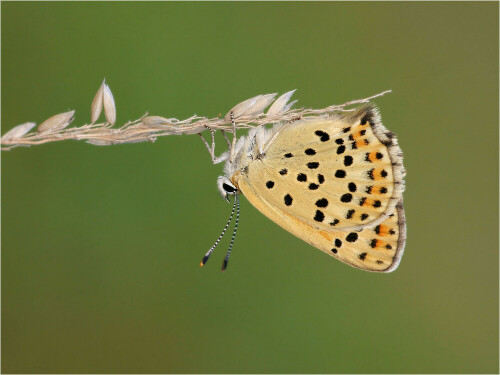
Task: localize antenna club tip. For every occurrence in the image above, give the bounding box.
[200,255,210,266]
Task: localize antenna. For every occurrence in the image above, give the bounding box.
[222,193,240,272]
[199,194,237,266]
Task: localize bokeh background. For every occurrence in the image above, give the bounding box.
[2,2,498,373]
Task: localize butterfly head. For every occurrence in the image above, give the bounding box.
[200,176,241,271]
[217,176,238,202]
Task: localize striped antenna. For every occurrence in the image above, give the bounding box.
[200,194,237,266]
[222,193,240,272]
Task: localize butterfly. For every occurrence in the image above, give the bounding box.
[199,92,406,272]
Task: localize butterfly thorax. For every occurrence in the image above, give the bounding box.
[223,124,279,186]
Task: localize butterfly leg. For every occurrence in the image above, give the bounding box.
[198,128,228,164]
[221,130,231,149]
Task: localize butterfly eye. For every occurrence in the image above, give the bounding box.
[217,176,237,201]
[223,183,236,193]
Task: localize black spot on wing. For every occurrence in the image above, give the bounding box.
[314,130,330,142]
[335,170,346,178]
[340,193,352,203]
[305,148,316,155]
[330,219,339,227]
[314,210,325,222]
[315,198,328,208]
[346,233,358,242]
[367,169,375,180]
[297,173,307,182]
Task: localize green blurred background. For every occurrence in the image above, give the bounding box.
[2,2,498,373]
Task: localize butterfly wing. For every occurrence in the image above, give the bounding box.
[232,106,406,271]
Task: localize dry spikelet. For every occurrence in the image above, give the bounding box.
[1,122,37,141]
[91,80,105,123]
[86,139,114,146]
[142,116,173,127]
[241,93,277,117]
[103,84,116,125]
[266,89,296,116]
[38,110,75,133]
[283,99,298,112]
[224,95,261,121]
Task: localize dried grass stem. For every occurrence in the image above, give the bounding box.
[1,90,391,151]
